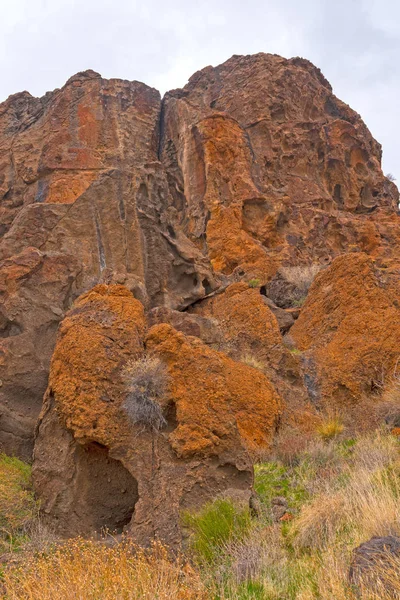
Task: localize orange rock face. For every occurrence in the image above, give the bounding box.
[146,323,282,458]
[190,283,284,366]
[34,285,282,543]
[291,253,400,406]
[1,52,400,457]
[162,54,399,277]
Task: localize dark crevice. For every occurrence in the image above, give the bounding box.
[93,206,106,271]
[74,442,139,534]
[157,96,166,161]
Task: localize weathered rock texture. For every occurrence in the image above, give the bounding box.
[1,52,400,457]
[349,536,400,596]
[33,285,282,543]
[291,253,400,408]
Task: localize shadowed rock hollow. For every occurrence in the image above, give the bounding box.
[1,52,400,543]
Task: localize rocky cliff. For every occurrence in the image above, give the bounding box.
[0,53,399,543]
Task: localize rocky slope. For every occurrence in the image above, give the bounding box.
[0,52,399,542]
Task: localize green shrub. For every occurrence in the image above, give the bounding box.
[248,279,260,288]
[0,454,38,551]
[182,499,252,564]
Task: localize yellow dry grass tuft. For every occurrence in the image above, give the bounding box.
[239,354,265,372]
[316,415,344,441]
[2,538,208,600]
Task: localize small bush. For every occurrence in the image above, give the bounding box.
[182,499,252,564]
[122,356,168,431]
[248,278,260,288]
[279,264,321,298]
[316,416,344,441]
[0,454,38,552]
[386,173,396,182]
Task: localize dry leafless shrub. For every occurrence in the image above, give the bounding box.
[280,264,321,297]
[224,525,285,585]
[122,356,168,431]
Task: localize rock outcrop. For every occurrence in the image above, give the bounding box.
[1,52,399,511]
[33,285,282,543]
[291,253,400,409]
[349,536,400,596]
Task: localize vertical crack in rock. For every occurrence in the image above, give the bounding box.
[157,96,166,161]
[93,205,106,272]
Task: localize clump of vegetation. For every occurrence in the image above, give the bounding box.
[248,278,260,288]
[2,539,207,600]
[0,454,38,553]
[183,431,400,599]
[386,173,396,182]
[182,499,252,565]
[289,348,302,356]
[240,354,265,371]
[0,431,399,599]
[280,264,321,298]
[122,356,168,431]
[316,415,345,441]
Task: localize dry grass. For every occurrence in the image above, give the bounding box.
[0,429,399,600]
[122,356,168,431]
[2,539,208,600]
[192,431,400,599]
[239,354,265,372]
[279,264,321,297]
[0,454,38,554]
[316,415,344,441]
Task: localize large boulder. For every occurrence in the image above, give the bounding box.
[349,536,400,596]
[33,285,282,545]
[291,253,400,408]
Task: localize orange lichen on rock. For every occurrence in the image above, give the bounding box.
[291,253,400,404]
[197,116,278,279]
[145,323,283,457]
[46,172,97,204]
[191,282,299,382]
[192,282,282,352]
[48,284,146,445]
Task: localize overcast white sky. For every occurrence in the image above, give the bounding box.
[1,0,398,175]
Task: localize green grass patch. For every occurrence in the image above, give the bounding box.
[254,462,308,513]
[182,499,252,564]
[0,453,38,552]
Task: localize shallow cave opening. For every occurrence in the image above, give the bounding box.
[74,442,139,535]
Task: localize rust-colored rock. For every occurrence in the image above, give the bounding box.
[2,52,400,456]
[33,285,282,544]
[0,247,80,459]
[0,71,216,455]
[162,53,400,278]
[146,322,282,458]
[291,253,400,407]
[190,282,317,439]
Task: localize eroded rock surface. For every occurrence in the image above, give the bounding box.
[291,253,400,409]
[33,285,282,544]
[1,52,400,459]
